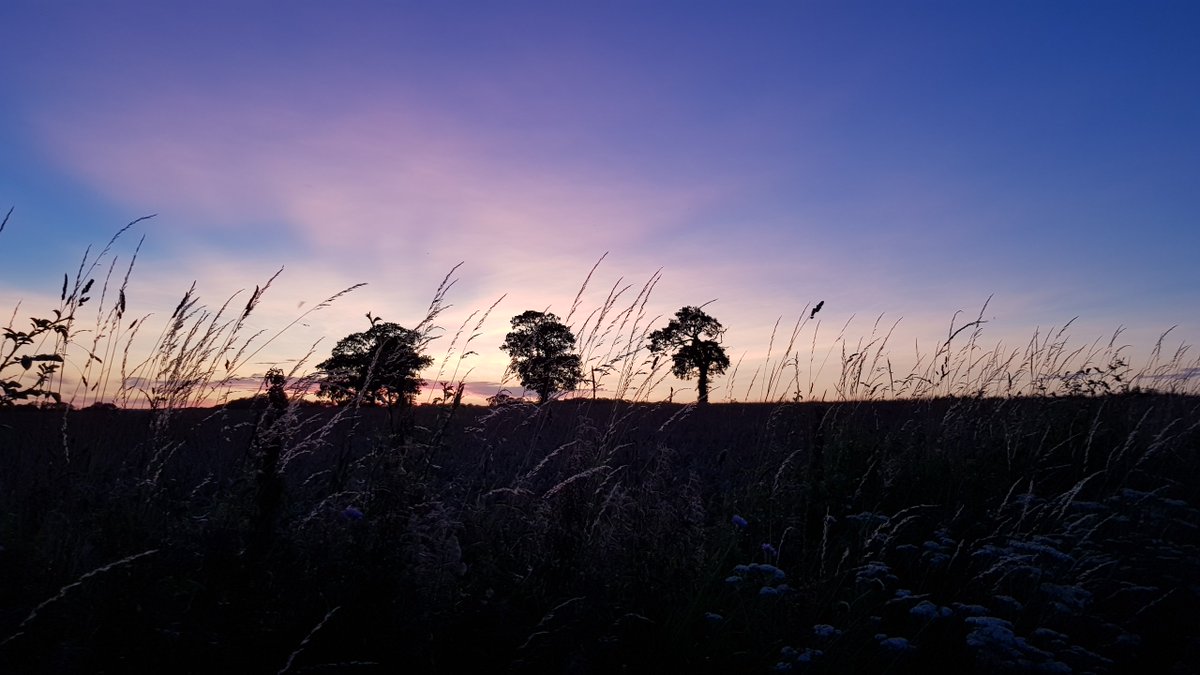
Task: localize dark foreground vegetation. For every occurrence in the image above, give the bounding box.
[2,394,1198,674]
[3,214,1198,672]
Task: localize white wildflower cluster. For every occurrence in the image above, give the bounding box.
[972,538,1062,590]
[1040,583,1092,613]
[854,560,898,588]
[1007,537,1075,566]
[812,624,842,639]
[770,623,843,671]
[951,602,991,617]
[883,587,926,611]
[845,511,890,527]
[874,634,916,655]
[726,562,791,597]
[773,644,824,671]
[909,600,953,620]
[773,478,1196,673]
[920,537,952,569]
[991,595,1024,615]
[964,616,1069,672]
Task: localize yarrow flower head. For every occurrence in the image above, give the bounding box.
[761,542,778,558]
[813,624,842,639]
[749,563,787,582]
[340,506,365,521]
[732,514,749,529]
[877,635,916,655]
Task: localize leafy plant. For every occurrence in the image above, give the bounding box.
[1,208,74,405]
[1,311,68,405]
[1060,356,1132,396]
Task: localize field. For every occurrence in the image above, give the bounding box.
[2,393,1198,673]
[3,219,1199,672]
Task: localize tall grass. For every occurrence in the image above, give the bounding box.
[2,215,1199,673]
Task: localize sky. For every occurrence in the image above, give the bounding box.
[2,1,1198,405]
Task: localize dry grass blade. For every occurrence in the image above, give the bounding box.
[0,549,159,648]
[276,606,341,675]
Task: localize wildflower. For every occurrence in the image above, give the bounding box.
[991,595,1023,614]
[966,616,1032,655]
[1115,633,1142,647]
[924,552,950,568]
[759,585,781,597]
[749,563,787,582]
[910,600,940,619]
[877,636,915,655]
[340,506,364,521]
[934,529,957,547]
[1040,583,1092,612]
[971,544,1003,561]
[951,603,989,617]
[1031,627,1069,649]
[846,511,888,526]
[1008,538,1074,565]
[725,575,743,585]
[855,561,897,586]
[778,645,823,666]
[813,624,842,639]
[732,514,749,529]
[761,542,778,558]
[703,612,724,624]
[1036,660,1072,674]
[796,648,822,662]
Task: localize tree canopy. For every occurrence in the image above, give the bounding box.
[315,321,432,407]
[500,310,583,404]
[648,306,730,404]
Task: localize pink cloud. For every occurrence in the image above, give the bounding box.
[20,76,1199,405]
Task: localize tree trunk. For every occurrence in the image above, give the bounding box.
[698,362,709,404]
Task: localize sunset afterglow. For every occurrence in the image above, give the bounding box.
[3,2,1198,404]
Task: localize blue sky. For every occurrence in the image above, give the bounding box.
[2,1,1198,403]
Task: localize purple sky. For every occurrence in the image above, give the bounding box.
[2,2,1198,404]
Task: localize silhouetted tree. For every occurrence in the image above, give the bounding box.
[648,306,730,404]
[500,310,583,404]
[316,321,432,408]
[263,367,288,410]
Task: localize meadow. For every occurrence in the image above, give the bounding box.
[2,218,1199,673]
